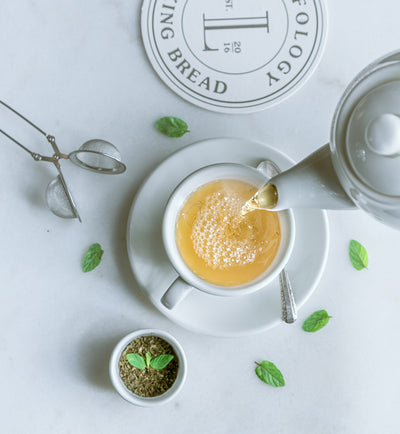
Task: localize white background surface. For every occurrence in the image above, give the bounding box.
[1,1,400,433]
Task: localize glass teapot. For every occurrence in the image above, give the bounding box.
[254,50,400,230]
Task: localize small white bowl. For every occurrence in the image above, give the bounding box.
[109,329,187,407]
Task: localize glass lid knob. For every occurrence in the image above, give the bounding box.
[365,113,400,156]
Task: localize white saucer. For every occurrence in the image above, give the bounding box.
[126,138,329,337]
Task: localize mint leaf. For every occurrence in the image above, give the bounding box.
[82,243,104,272]
[150,354,174,370]
[145,352,152,368]
[302,309,330,332]
[155,116,189,138]
[126,353,146,370]
[255,361,285,387]
[349,240,368,270]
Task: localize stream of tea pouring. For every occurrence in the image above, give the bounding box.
[242,181,278,214]
[242,160,281,215]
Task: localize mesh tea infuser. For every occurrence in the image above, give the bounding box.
[0,100,126,221]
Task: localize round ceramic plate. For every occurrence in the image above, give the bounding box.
[126,138,329,337]
[141,0,327,113]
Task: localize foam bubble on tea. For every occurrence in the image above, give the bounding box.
[175,180,281,286]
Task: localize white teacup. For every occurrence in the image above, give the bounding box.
[161,163,295,309]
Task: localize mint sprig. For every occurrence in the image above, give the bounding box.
[302,310,331,332]
[126,352,174,370]
[126,353,146,370]
[155,116,189,137]
[150,354,175,370]
[255,360,285,387]
[349,240,368,270]
[82,243,104,272]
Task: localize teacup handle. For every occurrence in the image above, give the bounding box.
[161,277,193,309]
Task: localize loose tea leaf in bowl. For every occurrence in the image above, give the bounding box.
[118,335,179,398]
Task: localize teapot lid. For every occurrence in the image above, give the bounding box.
[346,80,400,196]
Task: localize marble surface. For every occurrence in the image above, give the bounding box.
[1,1,400,433]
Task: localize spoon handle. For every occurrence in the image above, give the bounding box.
[257,160,298,324]
[279,268,297,323]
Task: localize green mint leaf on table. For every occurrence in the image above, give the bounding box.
[349,239,369,270]
[150,354,174,370]
[302,310,331,332]
[145,352,152,369]
[82,243,104,272]
[156,116,189,138]
[126,353,146,370]
[255,360,285,387]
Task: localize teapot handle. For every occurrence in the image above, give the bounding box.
[270,144,356,210]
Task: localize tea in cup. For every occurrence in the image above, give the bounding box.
[161,163,295,309]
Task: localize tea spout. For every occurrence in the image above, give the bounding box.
[255,145,356,211]
[241,182,279,214]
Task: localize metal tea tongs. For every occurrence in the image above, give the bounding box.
[0,100,126,222]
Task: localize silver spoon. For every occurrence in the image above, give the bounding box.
[257,160,297,324]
